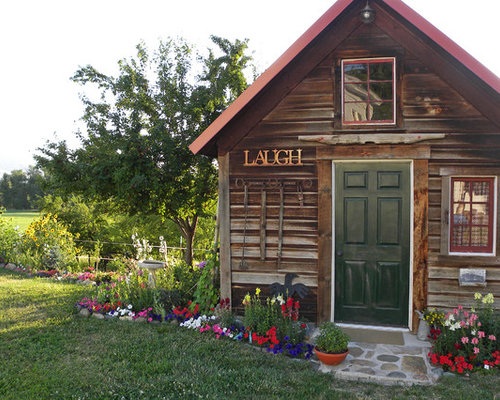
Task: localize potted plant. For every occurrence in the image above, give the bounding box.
[313,322,350,365]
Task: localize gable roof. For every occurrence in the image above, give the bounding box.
[190,0,500,156]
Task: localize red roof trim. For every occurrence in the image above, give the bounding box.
[188,0,353,155]
[383,0,500,94]
[190,0,500,155]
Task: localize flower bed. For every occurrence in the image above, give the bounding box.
[75,291,315,360]
[426,293,500,374]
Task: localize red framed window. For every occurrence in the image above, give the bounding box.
[450,177,495,253]
[342,58,396,125]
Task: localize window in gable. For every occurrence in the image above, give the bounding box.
[342,58,396,125]
[450,177,495,254]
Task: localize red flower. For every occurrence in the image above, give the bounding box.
[286,297,293,307]
[301,324,306,329]
[244,333,249,338]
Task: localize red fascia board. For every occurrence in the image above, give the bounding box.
[188,0,353,155]
[382,0,500,94]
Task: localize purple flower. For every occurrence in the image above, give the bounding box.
[198,261,207,269]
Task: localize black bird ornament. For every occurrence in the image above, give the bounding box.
[269,273,310,299]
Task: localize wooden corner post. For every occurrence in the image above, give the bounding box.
[218,153,232,304]
[412,159,429,332]
[317,160,333,322]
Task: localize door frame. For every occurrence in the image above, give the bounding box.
[330,160,414,330]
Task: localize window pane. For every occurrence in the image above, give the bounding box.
[371,102,393,121]
[453,181,471,202]
[369,83,393,101]
[452,226,470,247]
[453,203,470,224]
[471,226,489,247]
[370,62,393,80]
[344,63,368,82]
[344,84,369,102]
[344,102,370,122]
[472,203,489,225]
[472,181,490,200]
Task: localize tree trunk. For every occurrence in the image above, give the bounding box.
[174,215,198,266]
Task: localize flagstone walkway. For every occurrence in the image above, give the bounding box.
[311,332,442,386]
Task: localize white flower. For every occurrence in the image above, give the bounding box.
[484,365,490,370]
[127,304,133,310]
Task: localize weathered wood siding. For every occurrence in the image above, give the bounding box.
[224,21,500,320]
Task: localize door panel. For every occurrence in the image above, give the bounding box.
[335,162,410,327]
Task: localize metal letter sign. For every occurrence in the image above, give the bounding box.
[243,149,303,167]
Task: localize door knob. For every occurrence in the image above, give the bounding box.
[336,250,343,257]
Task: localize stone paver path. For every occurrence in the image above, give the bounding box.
[312,332,442,386]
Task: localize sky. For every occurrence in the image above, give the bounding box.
[0,0,499,175]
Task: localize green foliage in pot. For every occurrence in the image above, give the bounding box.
[315,322,350,354]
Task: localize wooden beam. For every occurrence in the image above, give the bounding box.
[317,160,332,322]
[299,133,445,145]
[316,144,430,160]
[218,153,232,304]
[412,159,429,333]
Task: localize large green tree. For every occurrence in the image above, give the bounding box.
[0,167,45,209]
[36,36,253,265]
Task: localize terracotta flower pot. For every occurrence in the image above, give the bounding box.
[314,347,349,366]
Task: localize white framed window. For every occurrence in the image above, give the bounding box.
[441,174,497,256]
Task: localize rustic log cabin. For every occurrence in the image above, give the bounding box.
[190,0,500,331]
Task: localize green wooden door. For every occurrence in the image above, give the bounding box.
[334,163,410,327]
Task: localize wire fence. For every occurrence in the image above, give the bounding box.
[74,238,212,265]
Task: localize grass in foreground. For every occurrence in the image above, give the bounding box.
[0,269,499,400]
[3,210,39,231]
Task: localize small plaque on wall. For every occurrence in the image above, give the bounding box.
[459,269,486,287]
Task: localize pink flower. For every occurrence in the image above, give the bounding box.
[488,335,497,341]
[478,331,485,338]
[461,337,469,344]
[453,308,458,315]
[474,347,480,354]
[464,311,469,318]
[460,321,466,327]
[472,338,479,345]
[458,304,463,311]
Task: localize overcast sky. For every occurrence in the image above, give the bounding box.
[1,0,499,175]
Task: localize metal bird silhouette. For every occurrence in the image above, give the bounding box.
[269,273,310,299]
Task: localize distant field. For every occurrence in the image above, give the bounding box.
[2,210,39,231]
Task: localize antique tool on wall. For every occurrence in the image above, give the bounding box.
[260,188,267,261]
[277,181,285,268]
[239,180,250,270]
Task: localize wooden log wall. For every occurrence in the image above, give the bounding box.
[225,21,500,321]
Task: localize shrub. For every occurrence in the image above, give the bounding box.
[23,213,78,271]
[192,252,220,311]
[315,322,350,354]
[0,209,22,264]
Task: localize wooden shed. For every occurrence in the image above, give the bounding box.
[190,0,500,331]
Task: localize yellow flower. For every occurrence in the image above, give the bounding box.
[474,292,482,300]
[483,293,495,305]
[255,288,261,296]
[243,294,251,305]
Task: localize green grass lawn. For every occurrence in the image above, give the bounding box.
[1,269,499,399]
[2,210,39,231]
